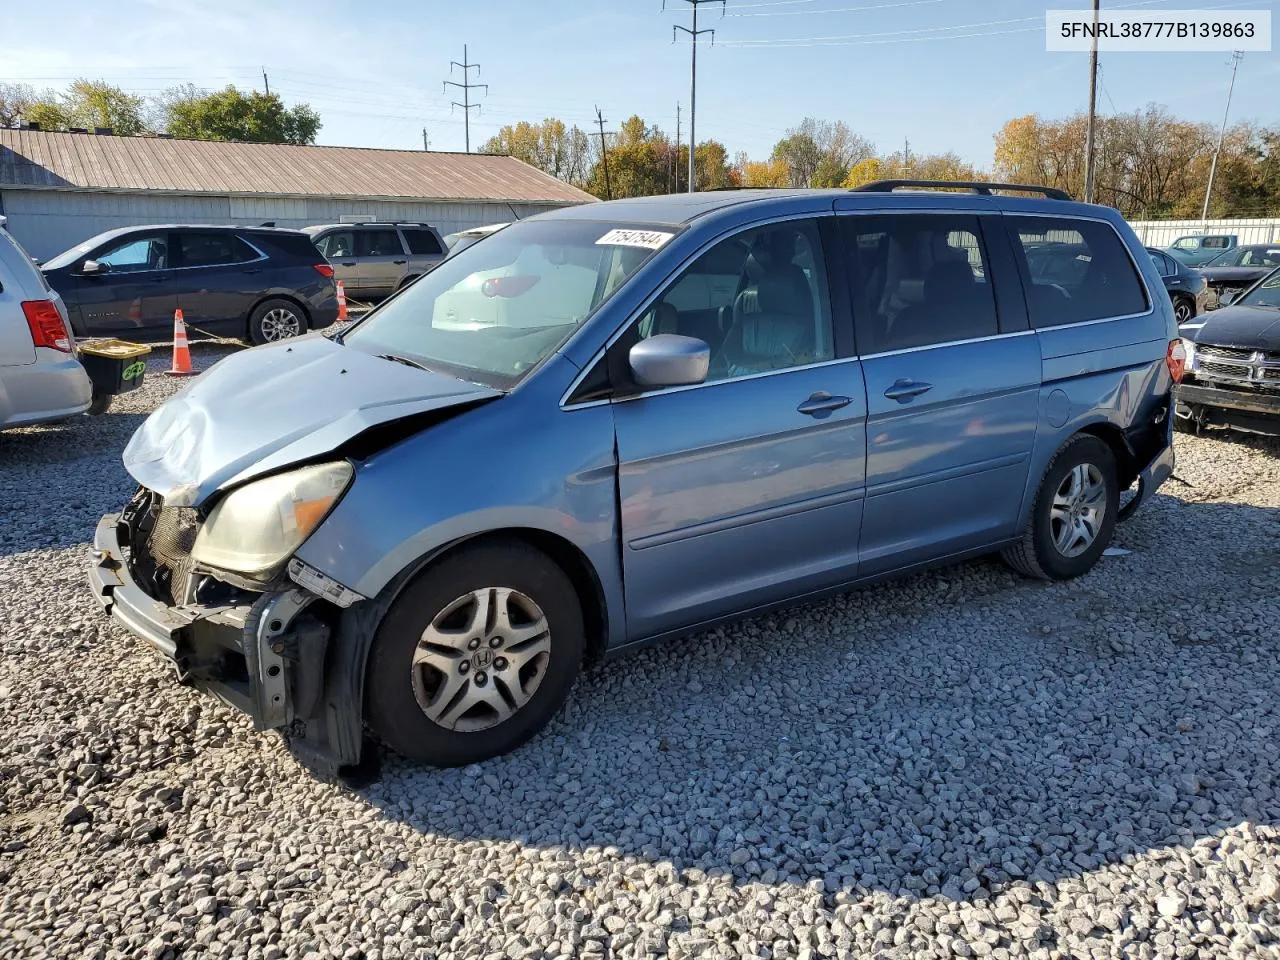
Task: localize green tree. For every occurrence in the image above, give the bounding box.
[0,82,68,129]
[65,80,146,135]
[163,85,320,144]
[771,118,873,188]
[480,118,594,185]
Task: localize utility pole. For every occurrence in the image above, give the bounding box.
[422,127,430,151]
[444,44,487,153]
[674,103,682,193]
[262,68,270,96]
[595,106,613,201]
[1202,51,1244,230]
[1084,0,1100,203]
[903,137,910,173]
[670,0,725,193]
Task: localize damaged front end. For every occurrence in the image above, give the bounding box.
[90,487,367,776]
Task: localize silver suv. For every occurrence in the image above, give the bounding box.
[303,222,447,300]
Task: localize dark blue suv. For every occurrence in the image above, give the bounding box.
[41,224,339,343]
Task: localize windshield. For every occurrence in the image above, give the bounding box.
[41,234,111,270]
[342,219,675,388]
[1238,269,1280,309]
[1204,248,1242,267]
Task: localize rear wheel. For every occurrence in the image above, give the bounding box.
[365,542,585,767]
[397,274,422,291]
[1173,296,1194,325]
[247,298,307,345]
[86,393,112,416]
[1002,435,1118,581]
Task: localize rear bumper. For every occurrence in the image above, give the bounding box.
[0,354,92,428]
[1175,382,1280,435]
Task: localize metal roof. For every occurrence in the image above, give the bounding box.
[0,129,596,206]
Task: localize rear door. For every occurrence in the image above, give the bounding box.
[837,210,1040,574]
[314,230,359,293]
[67,231,178,336]
[170,231,266,330]
[356,227,408,298]
[401,228,447,279]
[611,217,867,638]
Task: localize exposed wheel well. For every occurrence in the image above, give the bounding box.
[397,274,422,289]
[1076,422,1136,489]
[395,529,610,666]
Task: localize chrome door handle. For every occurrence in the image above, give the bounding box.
[884,379,934,403]
[797,392,852,418]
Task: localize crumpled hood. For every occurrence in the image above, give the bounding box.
[123,335,500,505]
[1188,305,1280,351]
[1197,266,1269,285]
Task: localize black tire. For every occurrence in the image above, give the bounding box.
[247,298,308,346]
[1002,435,1119,581]
[1173,296,1195,325]
[86,393,112,416]
[365,541,585,767]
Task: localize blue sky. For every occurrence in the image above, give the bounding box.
[5,0,1278,166]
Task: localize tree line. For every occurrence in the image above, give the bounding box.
[486,107,1280,220]
[0,80,321,145]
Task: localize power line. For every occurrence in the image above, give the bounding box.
[443,44,487,153]
[727,0,950,17]
[670,0,725,193]
[1203,51,1245,228]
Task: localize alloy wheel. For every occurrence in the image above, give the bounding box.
[1050,463,1107,558]
[260,307,302,341]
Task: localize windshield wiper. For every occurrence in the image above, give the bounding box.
[377,353,432,372]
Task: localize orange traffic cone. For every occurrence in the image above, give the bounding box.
[165,309,196,377]
[335,280,348,322]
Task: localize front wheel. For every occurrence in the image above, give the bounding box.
[1002,435,1118,581]
[247,298,307,345]
[365,542,585,767]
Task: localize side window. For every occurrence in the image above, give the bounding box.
[841,214,998,353]
[1203,237,1229,249]
[357,229,404,257]
[632,220,834,384]
[403,229,444,256]
[1149,251,1175,277]
[96,234,168,273]
[1173,237,1196,249]
[177,233,257,268]
[316,231,355,259]
[1010,218,1149,327]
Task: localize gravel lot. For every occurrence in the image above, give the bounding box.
[2,345,1279,960]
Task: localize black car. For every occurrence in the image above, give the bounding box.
[1196,243,1280,307]
[1176,267,1280,435]
[1146,247,1213,324]
[40,225,339,344]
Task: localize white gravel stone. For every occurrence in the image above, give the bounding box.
[0,346,1278,959]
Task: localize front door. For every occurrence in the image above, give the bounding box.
[170,231,264,331]
[69,231,178,337]
[836,211,1040,574]
[356,227,408,298]
[612,218,868,638]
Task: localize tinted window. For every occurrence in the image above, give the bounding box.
[842,214,998,353]
[403,229,444,256]
[97,234,168,273]
[1239,247,1280,267]
[1011,218,1148,327]
[1148,250,1175,277]
[1203,237,1230,249]
[316,231,356,259]
[177,232,257,268]
[1239,270,1280,308]
[356,229,403,257]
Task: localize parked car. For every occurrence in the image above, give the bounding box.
[1166,233,1238,267]
[0,215,93,429]
[1146,247,1213,323]
[1195,243,1280,307]
[1176,266,1280,435]
[304,222,447,300]
[40,225,338,344]
[443,222,511,257]
[90,181,1178,771]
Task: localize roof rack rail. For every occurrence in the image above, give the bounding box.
[853,179,1073,201]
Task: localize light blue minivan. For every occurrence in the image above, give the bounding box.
[91,182,1180,771]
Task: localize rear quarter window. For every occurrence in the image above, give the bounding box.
[403,229,444,256]
[1010,218,1149,328]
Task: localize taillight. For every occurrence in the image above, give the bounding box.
[22,300,71,352]
[1166,339,1187,383]
[313,263,334,278]
[481,275,540,299]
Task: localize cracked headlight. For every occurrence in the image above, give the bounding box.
[191,462,353,577]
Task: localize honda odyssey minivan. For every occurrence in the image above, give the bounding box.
[90,182,1179,773]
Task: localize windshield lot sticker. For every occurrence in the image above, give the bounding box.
[596,229,674,250]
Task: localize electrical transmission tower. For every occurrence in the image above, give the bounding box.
[669,0,724,193]
[444,44,487,153]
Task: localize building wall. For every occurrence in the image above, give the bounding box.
[1128,218,1280,247]
[0,189,565,260]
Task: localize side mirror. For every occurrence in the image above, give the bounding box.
[80,259,108,276]
[629,334,710,389]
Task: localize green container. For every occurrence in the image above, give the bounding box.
[79,339,152,396]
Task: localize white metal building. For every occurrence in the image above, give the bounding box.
[0,129,596,260]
